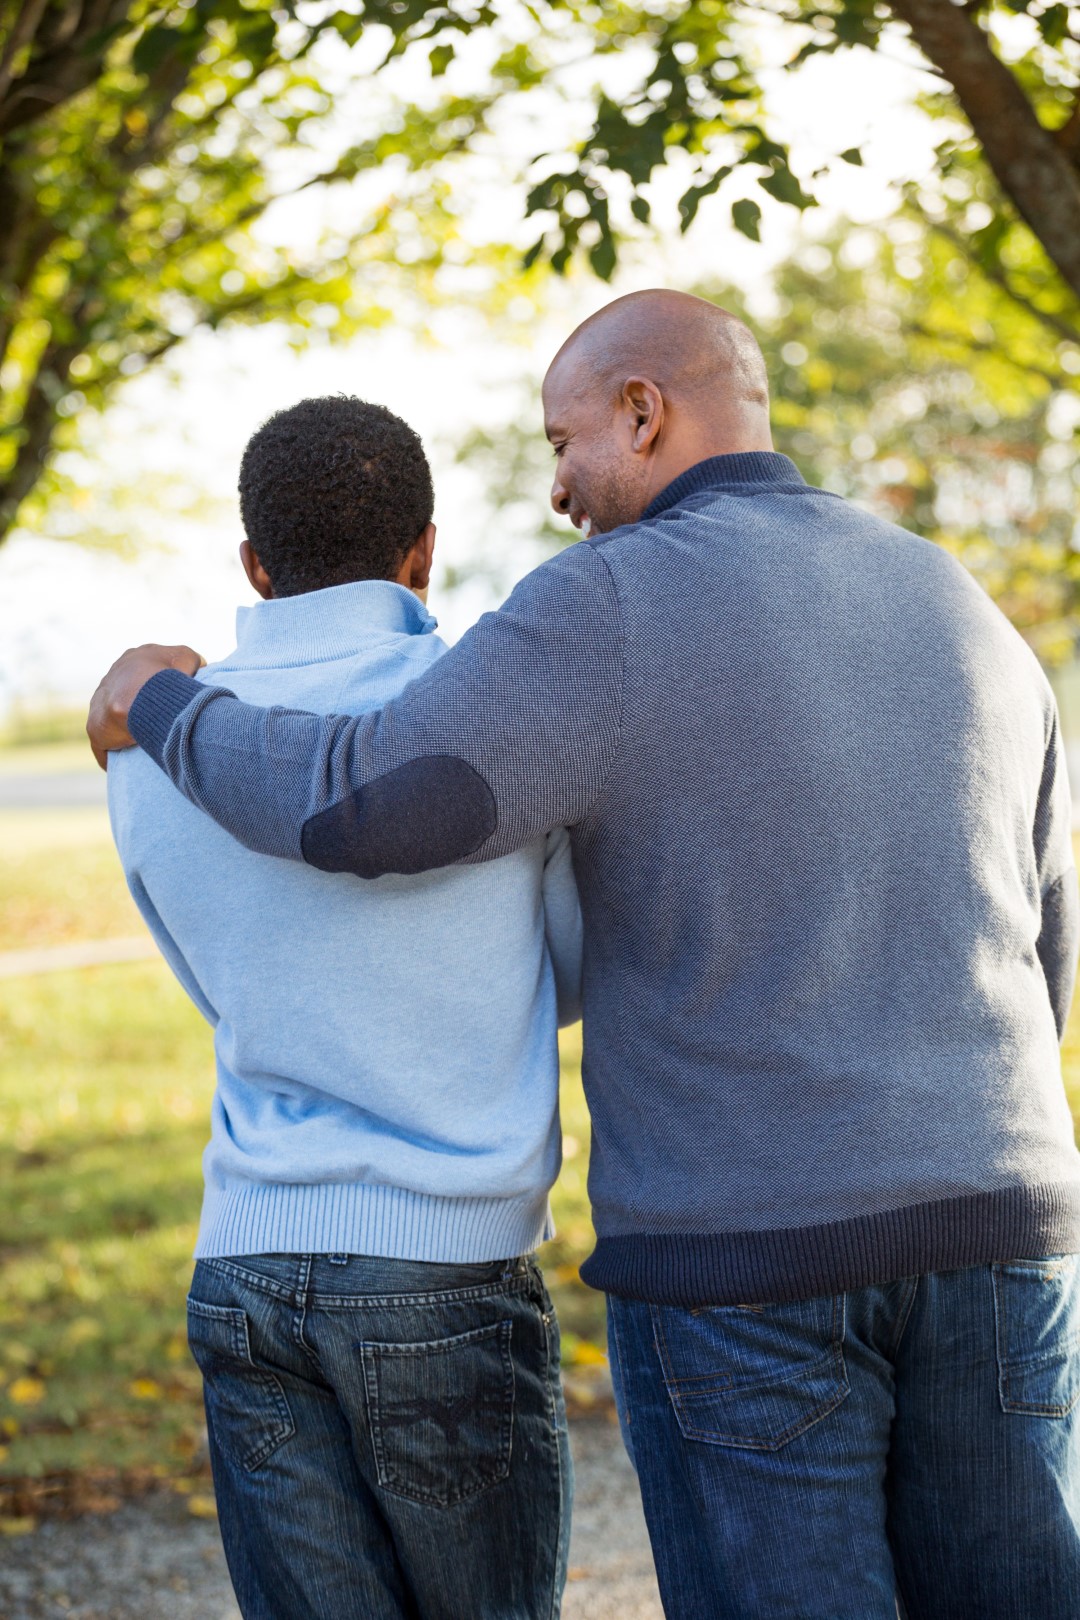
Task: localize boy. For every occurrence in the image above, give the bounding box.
[107,395,581,1620]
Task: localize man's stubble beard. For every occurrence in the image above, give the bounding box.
[586,458,648,537]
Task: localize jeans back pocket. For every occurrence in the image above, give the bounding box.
[992,1253,1080,1418]
[187,1297,295,1471]
[650,1294,849,1451]
[359,1318,515,1508]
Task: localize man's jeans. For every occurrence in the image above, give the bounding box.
[608,1256,1080,1619]
[187,1252,571,1620]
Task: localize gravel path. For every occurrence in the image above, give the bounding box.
[0,936,157,980]
[0,1416,662,1620]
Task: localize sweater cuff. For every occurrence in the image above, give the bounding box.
[129,667,203,767]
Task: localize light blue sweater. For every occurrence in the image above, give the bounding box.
[108,580,582,1263]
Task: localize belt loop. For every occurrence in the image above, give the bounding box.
[296,1255,313,1305]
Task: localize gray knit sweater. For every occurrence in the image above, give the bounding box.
[130,452,1080,1305]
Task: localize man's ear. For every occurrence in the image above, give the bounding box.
[398,522,436,598]
[239,540,274,600]
[622,377,663,454]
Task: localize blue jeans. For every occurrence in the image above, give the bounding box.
[187,1252,571,1620]
[608,1256,1080,1619]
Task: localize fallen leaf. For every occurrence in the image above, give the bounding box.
[7,1377,46,1406]
[0,1517,36,1537]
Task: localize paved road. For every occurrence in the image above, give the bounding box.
[0,937,158,980]
[0,1417,662,1620]
[0,771,106,809]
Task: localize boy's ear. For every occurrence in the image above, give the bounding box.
[399,522,436,597]
[240,541,274,600]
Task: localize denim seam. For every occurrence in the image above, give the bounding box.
[199,1258,301,1303]
[292,1301,322,1376]
[186,1299,295,1471]
[301,1278,534,1310]
[200,1257,533,1309]
[887,1276,920,1359]
[650,1293,846,1394]
[542,1294,566,1620]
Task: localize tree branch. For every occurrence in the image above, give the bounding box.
[1055,95,1080,165]
[928,218,1080,349]
[903,317,1066,390]
[0,0,51,107]
[888,0,1080,302]
[0,0,130,138]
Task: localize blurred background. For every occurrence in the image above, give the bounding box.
[3,0,1080,1533]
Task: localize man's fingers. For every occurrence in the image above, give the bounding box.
[86,642,204,766]
[168,645,206,676]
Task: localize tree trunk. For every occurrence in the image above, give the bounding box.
[888,0,1080,305]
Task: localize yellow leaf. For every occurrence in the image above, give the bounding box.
[7,1376,45,1406]
[129,1378,163,1401]
[0,1517,36,1537]
[1,1418,18,1437]
[187,1494,218,1519]
[65,1318,101,1347]
[569,1340,608,1368]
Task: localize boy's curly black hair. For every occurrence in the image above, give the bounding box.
[238,395,434,597]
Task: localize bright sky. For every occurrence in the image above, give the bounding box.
[0,18,941,721]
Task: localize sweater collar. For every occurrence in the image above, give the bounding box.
[643,452,806,522]
[217,580,437,671]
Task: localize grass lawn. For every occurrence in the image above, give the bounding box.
[0,782,601,1514]
[2,763,1078,1519]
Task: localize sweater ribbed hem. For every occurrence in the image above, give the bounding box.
[195,1181,555,1263]
[128,668,204,766]
[581,1182,1080,1306]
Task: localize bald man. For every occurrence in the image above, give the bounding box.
[90,291,1080,1620]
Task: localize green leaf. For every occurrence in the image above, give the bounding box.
[589,234,617,281]
[839,147,863,166]
[132,26,187,78]
[522,237,545,270]
[328,10,365,47]
[429,43,455,76]
[759,166,815,210]
[1038,4,1070,46]
[677,164,732,231]
[234,12,277,68]
[631,195,651,225]
[731,198,761,241]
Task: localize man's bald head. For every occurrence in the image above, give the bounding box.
[543,289,773,537]
[547,289,769,420]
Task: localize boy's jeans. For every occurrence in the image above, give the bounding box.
[608,1255,1080,1619]
[187,1251,571,1620]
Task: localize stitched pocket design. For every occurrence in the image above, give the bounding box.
[650,1294,849,1451]
[186,1297,295,1471]
[360,1319,515,1508]
[992,1254,1080,1418]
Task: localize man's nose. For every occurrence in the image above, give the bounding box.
[550,474,571,516]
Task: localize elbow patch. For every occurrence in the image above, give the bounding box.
[299,755,497,879]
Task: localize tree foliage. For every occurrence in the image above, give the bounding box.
[0,0,520,542]
[454,213,1080,657]
[2,0,1079,546]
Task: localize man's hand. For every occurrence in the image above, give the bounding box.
[86,644,205,769]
